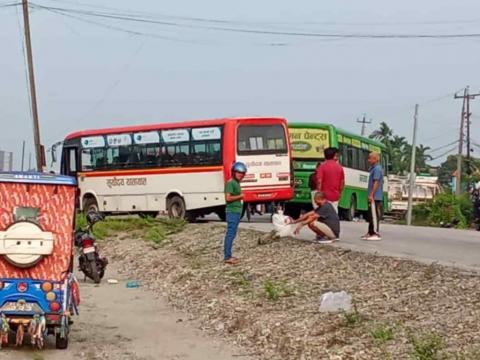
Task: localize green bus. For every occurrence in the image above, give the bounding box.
[285,123,389,220]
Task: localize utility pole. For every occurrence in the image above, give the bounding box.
[22,0,43,172]
[21,140,25,172]
[454,87,480,191]
[407,104,419,226]
[455,89,467,195]
[357,114,372,136]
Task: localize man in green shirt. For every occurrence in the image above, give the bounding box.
[223,162,247,265]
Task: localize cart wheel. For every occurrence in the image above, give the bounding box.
[56,333,69,349]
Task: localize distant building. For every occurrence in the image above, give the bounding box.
[0,151,13,171]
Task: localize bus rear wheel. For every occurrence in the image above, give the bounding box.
[167,196,186,219]
[344,195,356,221]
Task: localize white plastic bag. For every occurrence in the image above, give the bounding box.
[272,210,296,238]
[319,291,352,312]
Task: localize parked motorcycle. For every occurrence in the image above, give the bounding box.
[75,212,108,283]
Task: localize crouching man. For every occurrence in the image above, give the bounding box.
[293,191,340,244]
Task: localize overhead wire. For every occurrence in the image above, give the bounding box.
[427,140,460,154]
[430,146,458,161]
[28,2,480,40]
[0,2,20,8]
[36,0,480,28]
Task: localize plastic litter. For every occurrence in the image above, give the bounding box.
[107,279,118,284]
[319,291,352,312]
[126,280,140,288]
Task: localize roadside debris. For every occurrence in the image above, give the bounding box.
[126,280,140,288]
[319,291,352,313]
[107,279,119,285]
[102,223,480,359]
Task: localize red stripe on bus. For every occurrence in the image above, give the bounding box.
[78,166,224,177]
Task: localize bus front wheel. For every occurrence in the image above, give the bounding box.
[167,196,186,219]
[83,197,99,214]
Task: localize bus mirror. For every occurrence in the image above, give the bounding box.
[51,145,57,163]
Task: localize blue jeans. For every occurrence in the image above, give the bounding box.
[224,212,241,260]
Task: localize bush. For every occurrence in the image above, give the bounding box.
[412,193,472,229]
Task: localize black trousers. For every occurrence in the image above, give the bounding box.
[368,200,383,235]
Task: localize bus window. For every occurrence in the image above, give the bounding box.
[237,125,287,155]
[81,148,106,171]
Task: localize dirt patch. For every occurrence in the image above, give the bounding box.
[102,223,480,359]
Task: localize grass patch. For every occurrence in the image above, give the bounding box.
[340,304,363,328]
[410,332,443,360]
[371,324,395,345]
[75,214,185,243]
[263,280,292,301]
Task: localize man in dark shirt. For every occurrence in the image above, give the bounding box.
[293,191,340,244]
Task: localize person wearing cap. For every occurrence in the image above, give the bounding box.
[223,162,247,265]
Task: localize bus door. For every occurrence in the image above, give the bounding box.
[62,147,79,178]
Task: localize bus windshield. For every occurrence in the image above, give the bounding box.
[237,125,287,155]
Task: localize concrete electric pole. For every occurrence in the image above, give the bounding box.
[357,114,372,136]
[406,104,419,226]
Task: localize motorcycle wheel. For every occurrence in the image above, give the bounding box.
[90,260,101,284]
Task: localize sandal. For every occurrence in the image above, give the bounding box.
[224,257,240,265]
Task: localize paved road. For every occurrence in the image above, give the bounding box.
[235,217,480,271]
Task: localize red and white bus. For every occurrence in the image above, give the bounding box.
[60,117,293,221]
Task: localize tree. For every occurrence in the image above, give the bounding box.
[370,123,433,175]
[370,122,393,143]
[415,144,433,172]
[438,155,480,189]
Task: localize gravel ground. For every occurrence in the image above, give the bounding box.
[102,223,480,360]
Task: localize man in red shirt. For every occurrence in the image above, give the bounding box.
[314,147,345,213]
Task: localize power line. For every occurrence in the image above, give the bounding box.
[29,3,480,40]
[427,140,460,154]
[32,4,218,45]
[36,0,480,28]
[430,146,458,161]
[0,2,21,8]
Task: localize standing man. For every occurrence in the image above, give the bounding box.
[363,152,384,241]
[223,162,247,265]
[315,147,345,212]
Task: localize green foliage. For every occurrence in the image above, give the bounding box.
[437,154,480,189]
[263,280,291,301]
[428,193,469,228]
[340,304,363,328]
[370,122,432,175]
[412,193,473,228]
[410,333,443,360]
[371,324,395,345]
[75,214,185,243]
